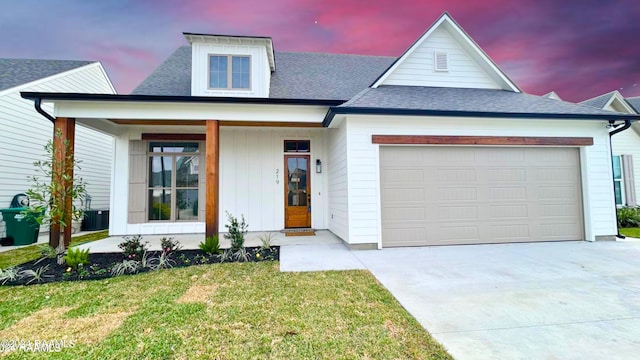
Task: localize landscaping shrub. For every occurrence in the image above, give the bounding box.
[63,248,90,269]
[224,212,248,251]
[160,237,182,255]
[199,235,221,255]
[617,207,640,228]
[118,235,149,260]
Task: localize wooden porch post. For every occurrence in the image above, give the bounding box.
[205,120,220,238]
[50,117,76,248]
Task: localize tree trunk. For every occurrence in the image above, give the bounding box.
[56,232,66,266]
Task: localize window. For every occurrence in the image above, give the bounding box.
[208,55,250,89]
[284,140,310,153]
[613,155,624,206]
[148,142,200,221]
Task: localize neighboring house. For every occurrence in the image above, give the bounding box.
[580,91,639,207]
[21,13,640,249]
[0,59,115,237]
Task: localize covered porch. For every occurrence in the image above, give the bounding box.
[21,92,341,246]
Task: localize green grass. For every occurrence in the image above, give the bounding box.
[0,263,452,359]
[0,231,109,269]
[619,227,640,238]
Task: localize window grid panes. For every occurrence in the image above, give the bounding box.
[284,140,311,153]
[148,142,200,221]
[208,55,250,89]
[613,155,624,206]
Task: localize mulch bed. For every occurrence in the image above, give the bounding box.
[1,247,279,286]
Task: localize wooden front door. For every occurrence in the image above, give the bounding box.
[284,155,311,228]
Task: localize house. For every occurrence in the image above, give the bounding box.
[580,91,639,207]
[20,13,640,249]
[0,59,116,237]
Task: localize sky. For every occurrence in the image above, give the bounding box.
[1,0,639,102]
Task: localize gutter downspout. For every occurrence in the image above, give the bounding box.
[609,119,632,239]
[34,98,56,123]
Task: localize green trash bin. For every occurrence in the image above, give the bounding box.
[0,208,40,246]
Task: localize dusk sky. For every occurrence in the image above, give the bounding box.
[1,0,639,102]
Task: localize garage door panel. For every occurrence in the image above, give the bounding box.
[382,169,424,183]
[381,146,583,247]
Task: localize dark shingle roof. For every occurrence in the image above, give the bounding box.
[626,97,640,113]
[132,46,395,100]
[0,58,94,92]
[339,86,621,116]
[580,92,615,109]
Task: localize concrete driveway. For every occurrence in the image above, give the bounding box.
[352,241,640,360]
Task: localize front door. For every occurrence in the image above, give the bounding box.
[285,155,311,228]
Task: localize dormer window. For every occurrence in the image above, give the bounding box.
[208,55,251,90]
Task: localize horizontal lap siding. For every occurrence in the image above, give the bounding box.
[0,64,114,237]
[328,122,349,240]
[382,27,499,89]
[345,115,616,245]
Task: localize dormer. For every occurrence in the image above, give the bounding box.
[184,33,275,98]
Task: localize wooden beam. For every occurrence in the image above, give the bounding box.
[371,135,594,146]
[110,119,322,128]
[219,121,323,128]
[110,119,206,126]
[205,120,220,238]
[50,117,76,248]
[142,133,206,141]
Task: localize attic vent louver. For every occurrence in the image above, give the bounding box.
[434,51,448,72]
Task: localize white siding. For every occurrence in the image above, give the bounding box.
[611,127,640,201]
[191,43,270,97]
[0,64,114,237]
[327,120,349,241]
[345,115,616,245]
[382,27,500,89]
[113,127,328,235]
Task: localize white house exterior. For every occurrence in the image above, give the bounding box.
[0,60,116,237]
[580,91,640,207]
[21,13,639,248]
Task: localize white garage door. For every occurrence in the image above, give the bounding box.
[380,146,584,247]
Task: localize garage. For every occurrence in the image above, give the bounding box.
[380,146,584,247]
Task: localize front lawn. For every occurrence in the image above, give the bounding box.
[0,263,452,359]
[0,231,109,269]
[619,228,640,238]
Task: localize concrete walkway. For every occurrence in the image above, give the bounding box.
[280,240,640,359]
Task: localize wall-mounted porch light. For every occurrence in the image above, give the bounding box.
[316,159,322,173]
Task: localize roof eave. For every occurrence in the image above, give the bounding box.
[322,106,640,127]
[20,92,344,107]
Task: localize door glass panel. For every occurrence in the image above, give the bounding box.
[175,156,199,187]
[287,157,307,206]
[175,189,198,221]
[149,189,171,220]
[149,156,172,187]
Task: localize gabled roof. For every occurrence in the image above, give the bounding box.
[370,12,520,92]
[0,58,94,92]
[580,90,637,114]
[624,96,640,113]
[132,47,395,101]
[323,86,636,126]
[542,91,562,100]
[183,32,276,71]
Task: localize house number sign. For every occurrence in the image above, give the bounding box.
[275,169,279,184]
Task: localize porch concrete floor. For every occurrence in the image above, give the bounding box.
[74,230,341,253]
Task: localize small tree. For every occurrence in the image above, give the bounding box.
[24,129,87,265]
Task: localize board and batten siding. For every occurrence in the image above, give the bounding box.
[191,43,271,97]
[0,63,114,237]
[112,127,328,235]
[342,115,616,246]
[381,27,500,89]
[327,120,349,241]
[610,126,640,203]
